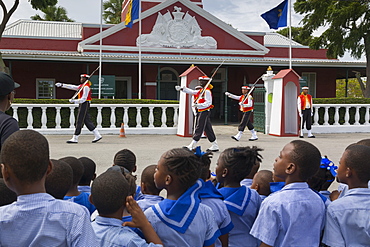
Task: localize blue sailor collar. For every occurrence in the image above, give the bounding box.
[152,179,202,234]
[199,180,224,199]
[218,186,251,216]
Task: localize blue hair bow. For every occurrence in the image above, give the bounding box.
[194,146,206,158]
[320,156,338,179]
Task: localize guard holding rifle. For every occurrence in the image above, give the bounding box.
[225,85,258,141]
[56,73,102,144]
[175,76,219,152]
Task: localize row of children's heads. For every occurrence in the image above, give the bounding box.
[2,130,370,200]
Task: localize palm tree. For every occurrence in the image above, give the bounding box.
[103,0,124,24]
[31,5,74,22]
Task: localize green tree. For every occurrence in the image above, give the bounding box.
[0,0,57,72]
[31,5,74,22]
[336,78,364,98]
[103,0,123,24]
[276,26,313,46]
[294,0,370,97]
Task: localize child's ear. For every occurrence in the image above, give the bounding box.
[345,167,352,178]
[286,163,296,175]
[92,173,96,181]
[251,183,259,192]
[165,175,172,186]
[1,164,9,181]
[140,182,146,193]
[133,166,137,173]
[222,168,229,178]
[46,160,53,176]
[88,194,94,205]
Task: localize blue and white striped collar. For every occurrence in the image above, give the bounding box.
[218,186,251,216]
[152,179,202,233]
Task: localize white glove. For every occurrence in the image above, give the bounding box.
[225,92,230,96]
[69,99,76,104]
[175,85,182,91]
[55,82,62,87]
[239,102,244,106]
[299,112,303,118]
[311,111,313,116]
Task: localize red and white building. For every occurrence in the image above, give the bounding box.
[0,0,366,122]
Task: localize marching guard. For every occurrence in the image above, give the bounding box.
[56,74,102,143]
[298,86,315,138]
[225,86,258,141]
[175,76,219,152]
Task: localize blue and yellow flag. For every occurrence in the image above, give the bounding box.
[261,0,288,30]
[125,0,140,28]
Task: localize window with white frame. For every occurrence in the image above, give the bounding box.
[301,72,316,97]
[36,78,55,99]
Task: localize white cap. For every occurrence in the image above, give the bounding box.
[198,76,210,81]
[80,74,90,78]
[302,86,309,90]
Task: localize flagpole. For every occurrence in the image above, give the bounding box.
[138,0,142,99]
[99,0,103,99]
[288,0,292,69]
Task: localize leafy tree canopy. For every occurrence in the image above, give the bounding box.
[294,0,370,97]
[276,26,313,46]
[103,0,123,24]
[31,5,74,22]
[28,0,58,10]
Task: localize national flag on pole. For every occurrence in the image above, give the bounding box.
[125,0,140,28]
[261,0,288,30]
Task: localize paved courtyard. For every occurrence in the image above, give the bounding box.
[46,125,369,192]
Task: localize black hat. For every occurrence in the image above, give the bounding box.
[0,72,20,96]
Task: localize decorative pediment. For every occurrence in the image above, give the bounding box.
[78,0,269,56]
[137,6,217,49]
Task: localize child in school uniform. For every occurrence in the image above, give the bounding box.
[322,144,370,246]
[61,156,96,215]
[0,130,97,246]
[250,170,273,201]
[137,164,164,212]
[216,146,263,247]
[240,160,260,187]
[113,148,143,200]
[90,169,163,247]
[45,159,73,199]
[250,140,325,247]
[144,148,221,247]
[78,156,96,193]
[195,146,234,247]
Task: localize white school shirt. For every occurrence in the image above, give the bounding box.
[250,182,325,247]
[137,194,164,212]
[201,197,234,247]
[322,188,370,247]
[0,193,98,247]
[145,203,220,247]
[92,216,162,247]
[219,186,261,247]
[240,178,253,188]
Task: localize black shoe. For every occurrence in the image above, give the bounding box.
[66,140,78,144]
[207,148,219,152]
[299,136,304,138]
[249,138,258,141]
[308,135,316,138]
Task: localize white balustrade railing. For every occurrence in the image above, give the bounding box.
[312,104,370,133]
[9,103,370,134]
[11,104,179,135]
